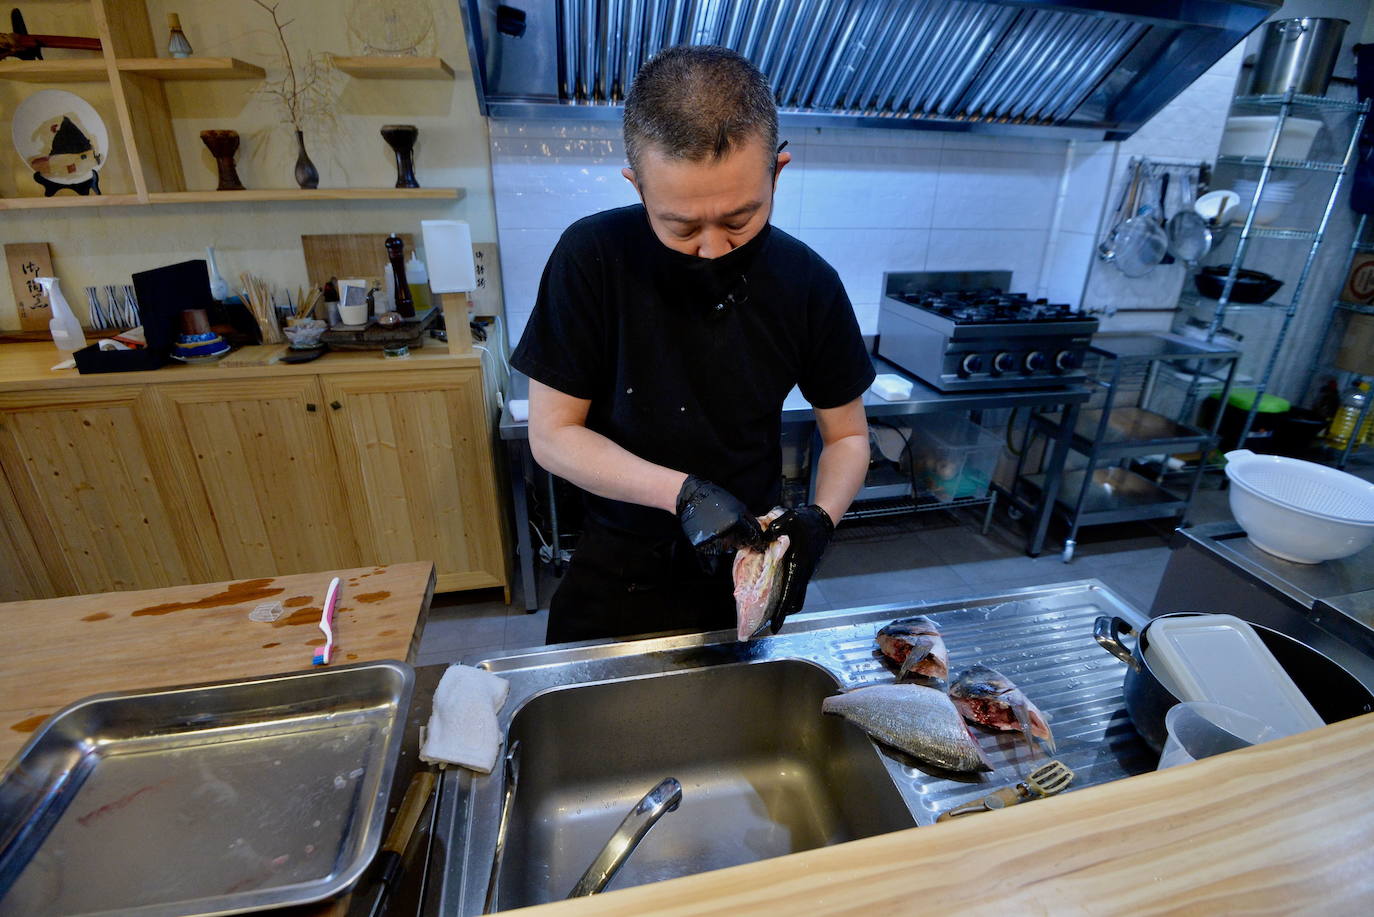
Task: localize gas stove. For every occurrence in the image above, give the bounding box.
[877,270,1098,392]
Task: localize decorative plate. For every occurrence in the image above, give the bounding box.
[11,89,109,186]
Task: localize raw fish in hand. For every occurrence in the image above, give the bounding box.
[949,664,1056,754]
[732,508,789,641]
[822,684,993,773]
[876,616,949,683]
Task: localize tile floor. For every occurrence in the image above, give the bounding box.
[414,481,1246,667]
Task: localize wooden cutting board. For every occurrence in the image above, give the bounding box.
[301,233,415,287]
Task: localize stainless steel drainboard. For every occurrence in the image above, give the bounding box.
[428,580,1153,915]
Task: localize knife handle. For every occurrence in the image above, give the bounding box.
[936,785,1024,822]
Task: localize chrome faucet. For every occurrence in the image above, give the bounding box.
[567,777,682,897]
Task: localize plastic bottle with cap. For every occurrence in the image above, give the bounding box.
[1326,381,1373,449]
[406,251,432,312]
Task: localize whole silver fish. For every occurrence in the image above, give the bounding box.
[822,684,993,773]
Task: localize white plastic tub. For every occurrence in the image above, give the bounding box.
[1224,449,1374,563]
[1142,613,1323,739]
[1219,116,1323,160]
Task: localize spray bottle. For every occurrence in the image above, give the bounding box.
[35,277,88,355]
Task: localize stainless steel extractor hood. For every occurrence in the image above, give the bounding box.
[458,0,1278,141]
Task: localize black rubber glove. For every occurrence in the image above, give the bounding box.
[676,475,765,555]
[764,504,835,634]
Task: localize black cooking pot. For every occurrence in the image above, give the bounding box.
[1194,266,1284,303]
[1094,613,1374,752]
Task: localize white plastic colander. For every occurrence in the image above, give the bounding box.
[1224,450,1374,564]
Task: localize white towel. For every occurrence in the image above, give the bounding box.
[419,664,510,774]
[509,399,530,422]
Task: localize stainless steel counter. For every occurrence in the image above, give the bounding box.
[1153,522,1374,674]
[498,358,1089,440]
[499,359,1091,609]
[423,580,1153,915]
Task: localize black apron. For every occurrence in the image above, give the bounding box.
[545,521,736,644]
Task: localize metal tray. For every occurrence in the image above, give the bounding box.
[0,660,414,917]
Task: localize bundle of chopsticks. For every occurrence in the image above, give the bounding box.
[239,273,283,344]
[294,286,323,321]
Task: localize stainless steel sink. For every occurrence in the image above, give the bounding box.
[494,659,913,909]
[428,580,1155,916]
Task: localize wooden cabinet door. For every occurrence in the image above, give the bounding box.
[321,369,507,593]
[0,461,59,601]
[0,386,203,596]
[148,378,360,580]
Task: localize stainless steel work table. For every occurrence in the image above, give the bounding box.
[1154,521,1374,663]
[498,358,1091,610]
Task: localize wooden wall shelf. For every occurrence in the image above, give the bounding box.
[331,56,455,80]
[116,58,265,80]
[0,194,143,211]
[0,188,463,210]
[1,3,462,207]
[0,59,109,82]
[148,188,465,204]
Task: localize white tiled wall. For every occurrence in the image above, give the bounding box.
[490,42,1245,348]
[491,120,1069,345]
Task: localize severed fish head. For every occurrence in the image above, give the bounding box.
[949,664,1055,753]
[876,616,949,683]
[733,508,790,641]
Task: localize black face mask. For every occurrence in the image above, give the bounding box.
[649,219,773,320]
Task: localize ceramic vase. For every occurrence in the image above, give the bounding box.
[293,130,320,189]
[381,124,420,188]
[200,130,245,191]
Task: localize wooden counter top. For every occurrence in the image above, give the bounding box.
[0,561,435,766]
[0,341,479,392]
[517,711,1374,915]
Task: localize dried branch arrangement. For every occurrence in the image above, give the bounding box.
[248,0,339,133]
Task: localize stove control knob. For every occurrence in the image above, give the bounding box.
[1024,351,1048,373]
[992,352,1016,375]
[959,354,984,377]
[1054,350,1081,373]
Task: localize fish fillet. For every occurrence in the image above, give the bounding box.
[822,684,993,773]
[949,664,1055,753]
[875,615,950,683]
[732,508,788,641]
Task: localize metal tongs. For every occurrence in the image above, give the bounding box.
[936,759,1075,822]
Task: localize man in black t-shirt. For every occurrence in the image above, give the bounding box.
[511,45,875,644]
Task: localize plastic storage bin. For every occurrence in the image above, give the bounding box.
[1141,613,1324,738]
[909,416,1002,503]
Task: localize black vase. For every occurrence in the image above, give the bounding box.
[293,130,319,189]
[381,124,420,188]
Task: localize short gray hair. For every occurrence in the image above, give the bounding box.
[623,45,778,175]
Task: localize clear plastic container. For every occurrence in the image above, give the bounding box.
[1157,701,1278,769]
[1143,614,1324,738]
[908,416,1002,502]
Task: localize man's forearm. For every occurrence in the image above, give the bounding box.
[812,432,869,522]
[531,423,688,513]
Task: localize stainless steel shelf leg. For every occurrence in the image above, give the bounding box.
[1028,401,1081,557]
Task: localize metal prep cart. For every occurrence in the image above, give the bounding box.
[999,332,1239,562]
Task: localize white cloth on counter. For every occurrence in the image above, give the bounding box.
[509,399,530,422]
[870,373,914,401]
[419,663,510,774]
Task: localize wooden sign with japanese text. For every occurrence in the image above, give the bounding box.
[5,243,54,331]
[468,242,502,317]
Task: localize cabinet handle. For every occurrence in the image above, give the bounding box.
[330,401,342,411]
[306,403,317,412]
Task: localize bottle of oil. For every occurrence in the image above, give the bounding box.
[1326,381,1374,449]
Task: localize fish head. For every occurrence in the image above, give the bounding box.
[949,664,1017,700]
